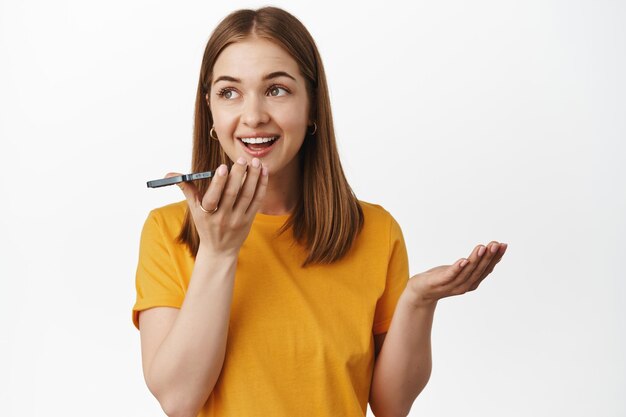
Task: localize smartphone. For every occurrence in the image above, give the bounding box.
[147,171,214,188]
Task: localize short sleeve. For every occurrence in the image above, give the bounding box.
[132,210,186,330]
[372,215,409,335]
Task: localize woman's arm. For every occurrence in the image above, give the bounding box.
[141,250,237,417]
[369,295,435,417]
[369,242,507,417]
[139,158,268,417]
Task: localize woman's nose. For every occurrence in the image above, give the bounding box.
[241,96,270,127]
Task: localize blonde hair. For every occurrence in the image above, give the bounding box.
[178,6,363,266]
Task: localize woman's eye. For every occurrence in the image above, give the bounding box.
[218,88,240,99]
[268,86,288,97]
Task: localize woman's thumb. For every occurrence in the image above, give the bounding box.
[164,172,199,205]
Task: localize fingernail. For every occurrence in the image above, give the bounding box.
[237,157,247,165]
[491,244,499,254]
[478,246,486,257]
[262,166,269,176]
[217,165,227,176]
[460,259,469,267]
[252,158,260,168]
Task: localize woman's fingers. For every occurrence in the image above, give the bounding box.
[468,243,508,291]
[216,157,249,210]
[232,158,263,214]
[464,241,502,288]
[194,157,268,220]
[439,244,485,290]
[199,164,228,213]
[245,164,269,215]
[442,241,505,294]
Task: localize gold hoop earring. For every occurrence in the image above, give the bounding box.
[308,122,317,136]
[210,126,219,140]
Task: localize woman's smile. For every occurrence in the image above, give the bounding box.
[237,133,281,157]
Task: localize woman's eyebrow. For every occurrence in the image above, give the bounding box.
[263,71,296,81]
[213,71,296,85]
[213,75,240,85]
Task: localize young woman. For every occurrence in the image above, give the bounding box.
[132,7,507,417]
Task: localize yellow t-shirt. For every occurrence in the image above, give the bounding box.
[132,200,409,416]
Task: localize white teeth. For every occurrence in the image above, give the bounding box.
[240,136,278,144]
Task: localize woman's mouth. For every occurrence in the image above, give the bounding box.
[238,135,280,157]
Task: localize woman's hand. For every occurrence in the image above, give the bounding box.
[404,242,508,309]
[165,156,268,257]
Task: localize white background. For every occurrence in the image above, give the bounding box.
[1,0,624,415]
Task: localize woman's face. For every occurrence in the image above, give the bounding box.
[208,37,311,177]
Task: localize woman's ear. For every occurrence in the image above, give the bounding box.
[205,93,210,107]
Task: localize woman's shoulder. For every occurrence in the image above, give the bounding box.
[143,200,187,233]
[358,200,402,232]
[148,200,187,216]
[357,201,406,250]
[358,200,394,220]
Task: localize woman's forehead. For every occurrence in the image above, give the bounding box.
[212,38,301,83]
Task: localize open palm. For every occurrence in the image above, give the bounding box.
[406,242,508,308]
